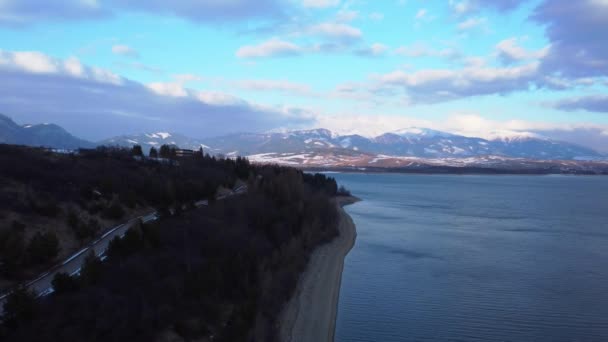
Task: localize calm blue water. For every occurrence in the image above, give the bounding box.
[333,174,608,342]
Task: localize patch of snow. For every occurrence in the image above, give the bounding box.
[486,130,546,142]
[393,127,454,139]
[340,138,352,148]
[146,132,172,139]
[452,146,466,154]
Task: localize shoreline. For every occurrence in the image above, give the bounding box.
[277,195,360,342]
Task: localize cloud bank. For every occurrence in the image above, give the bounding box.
[551,95,608,113]
[0,0,288,26]
[0,50,314,140]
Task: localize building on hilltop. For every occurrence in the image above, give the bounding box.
[175,149,194,158]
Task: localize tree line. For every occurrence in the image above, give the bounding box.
[0,144,346,341]
[0,144,244,281]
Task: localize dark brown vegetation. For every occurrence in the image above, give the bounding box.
[0,144,343,342]
[0,144,240,284]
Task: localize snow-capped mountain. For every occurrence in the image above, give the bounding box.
[2,110,602,168]
[221,127,600,160]
[392,127,456,139]
[102,127,603,162]
[100,132,211,153]
[248,151,608,174]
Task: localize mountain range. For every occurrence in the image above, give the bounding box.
[1,114,605,167]
[0,114,94,150]
[104,127,602,161]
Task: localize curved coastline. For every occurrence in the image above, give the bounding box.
[278,196,360,342]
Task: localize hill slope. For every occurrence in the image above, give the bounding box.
[0,114,93,149]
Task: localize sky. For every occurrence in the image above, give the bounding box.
[0,0,607,151]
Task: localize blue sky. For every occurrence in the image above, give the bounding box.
[0,0,607,150]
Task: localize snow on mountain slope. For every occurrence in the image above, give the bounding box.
[247,150,608,174]
[101,127,604,161]
[100,132,210,153]
[486,130,546,143]
[392,127,455,139]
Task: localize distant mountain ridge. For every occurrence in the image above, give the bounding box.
[103,127,603,161]
[0,114,94,150]
[0,113,603,163]
[100,132,211,154]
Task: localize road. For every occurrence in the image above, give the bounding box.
[0,186,247,314]
[0,212,157,311]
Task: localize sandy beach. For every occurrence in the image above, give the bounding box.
[278,196,359,342]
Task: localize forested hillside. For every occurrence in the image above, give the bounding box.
[0,144,242,288]
[0,144,345,341]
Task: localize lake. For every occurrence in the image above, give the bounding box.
[332,173,608,342]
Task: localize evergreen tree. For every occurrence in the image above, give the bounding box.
[80,251,103,286]
[1,287,37,330]
[0,228,25,275]
[26,231,59,265]
[131,145,144,157]
[51,272,80,294]
[149,147,158,158]
[159,144,171,158]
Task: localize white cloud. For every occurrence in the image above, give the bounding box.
[373,62,540,103]
[302,0,340,8]
[449,0,474,15]
[495,37,549,63]
[11,51,58,73]
[394,44,431,58]
[63,57,84,77]
[236,79,314,96]
[448,0,524,15]
[90,66,123,85]
[394,43,461,60]
[0,0,288,27]
[172,73,202,83]
[550,94,608,113]
[111,44,139,58]
[336,9,358,22]
[356,43,389,57]
[147,82,188,97]
[415,9,427,19]
[236,38,302,58]
[0,49,122,84]
[368,43,388,55]
[369,12,384,21]
[309,22,362,41]
[195,91,245,106]
[0,49,315,140]
[457,17,486,30]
